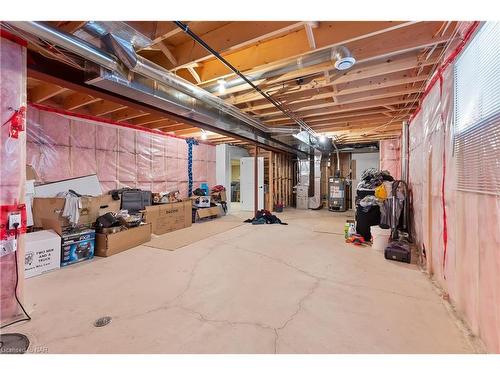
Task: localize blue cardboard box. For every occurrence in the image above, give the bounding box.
[60,228,95,266]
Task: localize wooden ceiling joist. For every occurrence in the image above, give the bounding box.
[157,123,195,132]
[268,107,415,126]
[63,93,100,111]
[198,21,412,83]
[172,21,307,69]
[255,89,421,117]
[263,97,420,121]
[29,83,68,103]
[28,20,463,144]
[158,41,178,66]
[111,108,149,122]
[197,21,449,84]
[87,100,127,117]
[129,114,172,126]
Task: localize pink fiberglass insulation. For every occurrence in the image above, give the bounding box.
[152,134,165,156]
[71,147,97,178]
[117,151,137,184]
[165,136,178,158]
[96,124,118,151]
[137,153,153,181]
[152,154,167,181]
[39,110,71,146]
[177,158,188,181]
[166,157,180,182]
[96,150,118,184]
[25,106,216,197]
[0,37,26,324]
[193,160,205,182]
[118,128,136,153]
[408,63,500,353]
[71,119,96,149]
[379,138,401,180]
[177,137,188,158]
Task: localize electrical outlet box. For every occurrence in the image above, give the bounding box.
[8,212,22,230]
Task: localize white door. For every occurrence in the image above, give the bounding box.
[240,157,264,211]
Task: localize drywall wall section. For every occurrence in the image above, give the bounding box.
[379,138,401,180]
[408,64,500,353]
[0,36,27,324]
[26,106,216,197]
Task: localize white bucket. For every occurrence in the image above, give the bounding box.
[371,225,391,251]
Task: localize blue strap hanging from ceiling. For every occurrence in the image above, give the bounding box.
[186,137,199,197]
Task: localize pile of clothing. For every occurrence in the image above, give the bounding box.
[355,168,396,241]
[356,168,394,190]
[211,185,225,193]
[244,210,288,225]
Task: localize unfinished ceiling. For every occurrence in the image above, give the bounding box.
[24,21,461,146]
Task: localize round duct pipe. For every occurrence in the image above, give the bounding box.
[331,46,356,70]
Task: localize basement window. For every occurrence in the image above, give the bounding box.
[454,21,500,195]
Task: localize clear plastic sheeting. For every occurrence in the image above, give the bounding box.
[379,138,401,181]
[26,106,217,197]
[0,37,26,323]
[408,62,500,352]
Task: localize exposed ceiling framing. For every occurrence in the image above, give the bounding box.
[23,20,464,147]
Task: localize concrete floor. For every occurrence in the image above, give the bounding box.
[4,209,477,353]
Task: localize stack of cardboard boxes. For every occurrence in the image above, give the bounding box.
[191,189,227,221]
[25,173,197,278]
[23,167,224,279]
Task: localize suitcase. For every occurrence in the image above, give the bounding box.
[121,190,152,213]
[384,240,411,263]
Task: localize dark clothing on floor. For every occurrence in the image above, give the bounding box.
[244,209,288,225]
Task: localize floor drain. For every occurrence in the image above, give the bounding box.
[93,316,112,328]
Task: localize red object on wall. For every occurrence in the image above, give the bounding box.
[0,204,27,240]
[6,106,26,139]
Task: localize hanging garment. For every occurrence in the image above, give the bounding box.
[56,191,82,225]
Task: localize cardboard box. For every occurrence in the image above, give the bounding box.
[194,196,211,208]
[33,196,102,228]
[95,223,151,257]
[142,200,192,235]
[196,206,220,220]
[25,230,61,278]
[98,194,121,216]
[211,190,227,202]
[60,228,95,267]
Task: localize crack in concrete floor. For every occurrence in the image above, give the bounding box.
[6,210,479,353]
[227,241,435,303]
[123,239,325,354]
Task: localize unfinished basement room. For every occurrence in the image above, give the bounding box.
[0,2,499,370]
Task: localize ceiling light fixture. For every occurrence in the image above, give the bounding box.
[217,79,226,94]
[332,46,356,71]
[200,129,208,140]
[319,135,327,143]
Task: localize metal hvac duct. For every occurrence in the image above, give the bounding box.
[203,22,419,93]
[6,21,119,72]
[203,48,335,93]
[6,21,313,155]
[308,149,322,209]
